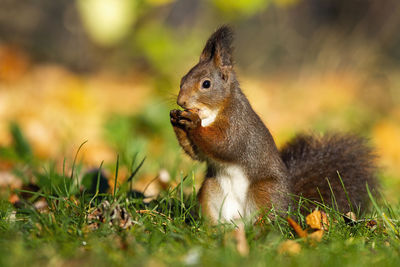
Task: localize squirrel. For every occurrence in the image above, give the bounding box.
[170,26,378,224]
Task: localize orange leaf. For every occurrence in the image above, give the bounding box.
[308,229,324,242]
[306,210,329,230]
[287,217,308,238]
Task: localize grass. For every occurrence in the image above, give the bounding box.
[1,169,400,267]
[0,119,400,267]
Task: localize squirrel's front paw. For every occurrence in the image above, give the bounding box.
[170,109,182,126]
[170,109,200,130]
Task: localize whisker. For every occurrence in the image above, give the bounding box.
[157,95,179,109]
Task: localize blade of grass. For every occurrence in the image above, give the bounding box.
[89,161,104,208]
[70,141,88,193]
[367,183,399,238]
[114,154,119,200]
[180,172,184,218]
[62,158,69,197]
[15,189,64,201]
[337,171,354,213]
[127,157,146,183]
[70,140,88,180]
[326,178,339,211]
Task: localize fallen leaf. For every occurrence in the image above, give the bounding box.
[33,198,49,213]
[0,171,22,189]
[8,194,19,204]
[288,213,326,244]
[308,229,324,242]
[287,217,308,238]
[343,212,358,225]
[366,219,377,230]
[87,200,135,230]
[346,212,357,221]
[133,174,162,202]
[158,169,170,189]
[306,210,329,231]
[278,240,301,255]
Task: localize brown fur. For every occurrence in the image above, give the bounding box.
[170,26,378,222]
[172,122,199,160]
[249,180,273,210]
[280,133,378,212]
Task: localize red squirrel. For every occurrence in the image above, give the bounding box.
[170,26,377,223]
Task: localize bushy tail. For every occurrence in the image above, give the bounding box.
[280,133,378,213]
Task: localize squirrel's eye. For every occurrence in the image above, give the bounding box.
[202,80,211,89]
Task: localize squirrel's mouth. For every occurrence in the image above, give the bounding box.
[179,103,199,113]
[185,108,200,113]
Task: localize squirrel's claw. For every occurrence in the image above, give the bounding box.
[170,109,182,126]
[181,110,200,122]
[170,109,200,130]
[170,109,182,119]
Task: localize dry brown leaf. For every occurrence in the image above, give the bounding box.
[0,171,22,189]
[288,213,326,244]
[8,194,19,204]
[87,200,134,230]
[308,229,324,242]
[278,240,301,255]
[366,219,378,230]
[158,169,171,189]
[33,198,49,213]
[345,212,357,221]
[306,210,329,231]
[287,217,308,238]
[234,224,249,257]
[133,174,162,202]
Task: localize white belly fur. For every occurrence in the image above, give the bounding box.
[208,165,255,222]
[199,108,219,127]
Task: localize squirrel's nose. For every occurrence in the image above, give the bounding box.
[177,94,188,108]
[177,99,186,108]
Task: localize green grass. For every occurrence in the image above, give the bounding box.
[0,119,400,267]
[1,159,400,267]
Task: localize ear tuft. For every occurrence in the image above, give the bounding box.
[199,25,234,67]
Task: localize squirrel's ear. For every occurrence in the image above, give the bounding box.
[199,25,234,72]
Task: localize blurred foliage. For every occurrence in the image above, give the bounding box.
[213,0,269,17]
[134,23,202,77]
[212,0,298,17]
[1,0,400,85]
[0,0,400,204]
[103,100,201,179]
[76,0,138,46]
[9,123,32,162]
[75,0,299,48]
[0,4,400,266]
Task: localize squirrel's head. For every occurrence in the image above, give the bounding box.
[177,25,235,126]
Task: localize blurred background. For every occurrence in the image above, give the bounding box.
[0,0,399,201]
